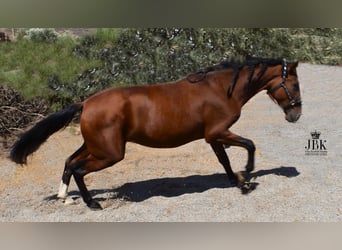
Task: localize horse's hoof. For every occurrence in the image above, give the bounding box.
[87,200,103,210]
[236,171,246,187]
[240,182,252,194]
[240,182,257,194]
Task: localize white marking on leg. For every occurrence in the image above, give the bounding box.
[57,181,69,199]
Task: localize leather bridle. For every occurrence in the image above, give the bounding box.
[267,59,302,111]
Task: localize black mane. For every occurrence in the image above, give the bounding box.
[187,57,285,97]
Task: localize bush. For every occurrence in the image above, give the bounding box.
[71,28,342,86]
[22,28,59,43]
[45,28,342,110]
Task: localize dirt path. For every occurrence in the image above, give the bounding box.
[1,63,341,221]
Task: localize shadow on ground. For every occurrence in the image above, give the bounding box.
[45,166,300,203]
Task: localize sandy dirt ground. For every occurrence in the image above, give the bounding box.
[0,63,341,222]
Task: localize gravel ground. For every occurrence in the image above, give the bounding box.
[0,63,341,222]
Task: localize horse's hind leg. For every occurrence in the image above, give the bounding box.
[72,117,126,209]
[57,143,88,199]
[70,155,120,210]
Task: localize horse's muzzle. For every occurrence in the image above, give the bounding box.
[285,110,301,123]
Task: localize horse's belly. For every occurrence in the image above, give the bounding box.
[126,125,204,148]
[128,136,203,148]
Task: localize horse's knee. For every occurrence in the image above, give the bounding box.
[239,138,255,152]
[247,140,255,153]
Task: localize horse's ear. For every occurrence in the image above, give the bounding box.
[289,61,298,75]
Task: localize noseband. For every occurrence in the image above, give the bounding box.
[267,59,302,111]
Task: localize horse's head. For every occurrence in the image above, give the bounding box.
[266,60,302,123]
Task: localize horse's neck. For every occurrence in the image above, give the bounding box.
[234,86,262,107]
[232,67,271,107]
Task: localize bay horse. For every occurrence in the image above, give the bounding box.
[10,57,302,210]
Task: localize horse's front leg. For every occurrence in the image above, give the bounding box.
[223,133,255,173]
[215,130,256,173]
[210,142,246,187]
[208,129,256,193]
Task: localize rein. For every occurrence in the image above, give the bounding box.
[267,59,302,111]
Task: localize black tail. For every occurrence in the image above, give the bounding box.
[10,103,83,164]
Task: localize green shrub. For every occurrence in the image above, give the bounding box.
[23,28,60,43]
[46,28,342,110]
[0,34,101,105]
[3,28,342,112]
